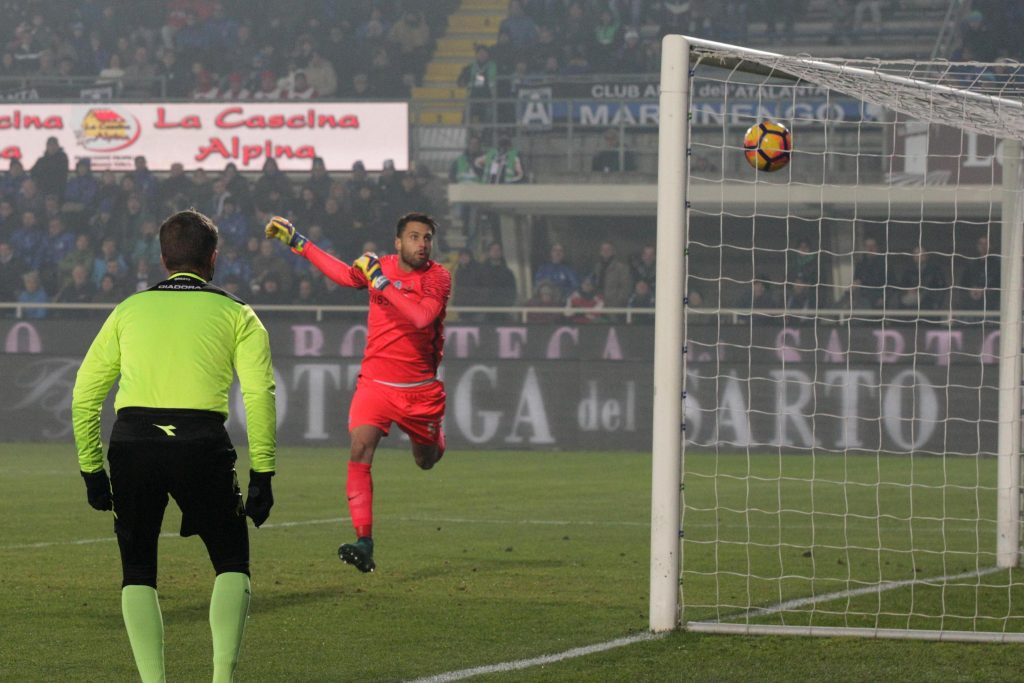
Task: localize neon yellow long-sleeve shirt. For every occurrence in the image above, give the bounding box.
[72,272,276,473]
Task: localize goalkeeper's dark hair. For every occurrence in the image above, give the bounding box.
[396,211,438,237]
[159,208,219,276]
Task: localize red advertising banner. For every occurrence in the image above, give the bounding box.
[0,102,409,172]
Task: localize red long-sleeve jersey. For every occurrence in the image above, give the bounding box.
[303,243,450,383]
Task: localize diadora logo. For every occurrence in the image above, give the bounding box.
[154,424,177,437]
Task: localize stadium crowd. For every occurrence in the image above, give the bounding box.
[0,0,457,100]
[0,141,663,320]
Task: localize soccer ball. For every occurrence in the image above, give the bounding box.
[743,120,792,172]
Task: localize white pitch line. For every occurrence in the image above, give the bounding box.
[703,565,1006,623]
[0,515,646,551]
[404,632,664,683]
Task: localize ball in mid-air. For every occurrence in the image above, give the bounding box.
[743,120,792,172]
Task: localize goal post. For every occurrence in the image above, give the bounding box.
[652,35,1024,641]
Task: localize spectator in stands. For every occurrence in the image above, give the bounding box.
[293,186,325,228]
[376,159,402,211]
[132,156,157,206]
[54,263,96,314]
[533,242,580,303]
[476,136,525,184]
[458,44,498,125]
[450,247,487,320]
[896,246,950,311]
[304,50,337,97]
[525,280,563,323]
[627,279,655,321]
[959,235,1000,311]
[254,158,292,202]
[851,236,886,308]
[58,234,95,288]
[219,72,251,100]
[253,69,284,99]
[130,218,161,267]
[785,276,817,324]
[91,236,126,287]
[123,46,157,92]
[0,199,14,237]
[0,240,25,301]
[63,159,98,220]
[30,137,68,202]
[97,52,126,89]
[92,272,122,303]
[616,28,646,74]
[387,10,431,80]
[38,215,75,291]
[630,243,656,292]
[788,238,819,286]
[565,275,605,323]
[348,72,375,98]
[1,159,28,200]
[9,210,42,270]
[735,274,780,324]
[501,0,539,48]
[529,25,561,73]
[287,70,317,99]
[956,9,996,62]
[592,128,638,173]
[304,157,332,202]
[192,68,219,99]
[214,196,249,251]
[250,238,293,296]
[220,163,252,210]
[156,47,189,97]
[17,269,48,317]
[392,171,432,216]
[450,136,483,185]
[159,162,191,209]
[590,8,621,72]
[591,240,633,309]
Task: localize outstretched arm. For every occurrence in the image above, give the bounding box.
[265,216,365,288]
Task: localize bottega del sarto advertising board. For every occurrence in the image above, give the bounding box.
[0,102,409,172]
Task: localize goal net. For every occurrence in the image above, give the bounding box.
[651,35,1024,642]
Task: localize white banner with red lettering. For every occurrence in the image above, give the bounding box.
[0,102,409,172]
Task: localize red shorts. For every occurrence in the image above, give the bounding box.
[348,376,446,445]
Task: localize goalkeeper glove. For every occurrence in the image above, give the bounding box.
[245,470,274,528]
[81,469,112,511]
[264,216,308,254]
[353,252,390,291]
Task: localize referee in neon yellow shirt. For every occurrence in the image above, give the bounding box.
[72,209,276,683]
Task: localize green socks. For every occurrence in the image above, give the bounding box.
[121,573,250,682]
[209,572,251,683]
[121,585,165,683]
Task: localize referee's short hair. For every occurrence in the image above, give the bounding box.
[396,212,438,237]
[160,209,219,273]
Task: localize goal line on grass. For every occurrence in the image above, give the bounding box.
[404,632,664,683]
[688,566,1024,642]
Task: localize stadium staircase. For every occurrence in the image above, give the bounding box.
[412,0,504,126]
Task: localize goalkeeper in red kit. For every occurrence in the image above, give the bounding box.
[265,212,450,573]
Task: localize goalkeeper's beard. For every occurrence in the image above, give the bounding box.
[400,247,429,270]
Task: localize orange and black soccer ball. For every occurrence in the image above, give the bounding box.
[743,120,792,172]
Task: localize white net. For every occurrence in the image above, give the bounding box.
[677,41,1024,639]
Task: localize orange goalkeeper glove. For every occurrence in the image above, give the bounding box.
[353,252,390,291]
[264,215,308,254]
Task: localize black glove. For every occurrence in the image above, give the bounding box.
[81,469,112,511]
[245,470,274,528]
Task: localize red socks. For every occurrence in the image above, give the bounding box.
[346,461,373,538]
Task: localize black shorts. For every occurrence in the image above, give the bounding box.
[108,409,249,586]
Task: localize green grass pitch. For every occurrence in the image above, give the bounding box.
[2,444,1023,682]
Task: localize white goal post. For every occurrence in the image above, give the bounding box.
[651,34,1024,641]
